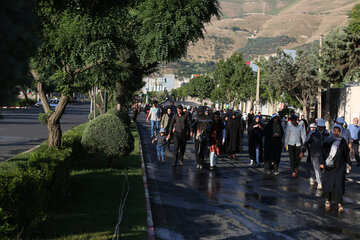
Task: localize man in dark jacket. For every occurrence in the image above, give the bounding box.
[168,105,192,167]
[300,119,329,189]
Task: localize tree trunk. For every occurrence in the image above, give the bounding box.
[302,104,308,121]
[47,95,70,148]
[21,88,29,103]
[37,82,51,113]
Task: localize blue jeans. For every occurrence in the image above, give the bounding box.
[157,145,166,160]
[151,120,159,137]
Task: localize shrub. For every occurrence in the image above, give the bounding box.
[0,124,86,238]
[0,147,71,238]
[106,108,131,126]
[82,114,134,159]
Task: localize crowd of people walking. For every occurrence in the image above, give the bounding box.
[135,100,359,212]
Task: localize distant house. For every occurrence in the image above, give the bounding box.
[142,74,176,92]
[246,49,297,72]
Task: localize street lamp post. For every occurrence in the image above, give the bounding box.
[255,57,261,112]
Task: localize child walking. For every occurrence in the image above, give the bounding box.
[152,128,167,163]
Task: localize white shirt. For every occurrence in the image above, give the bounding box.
[285,124,306,147]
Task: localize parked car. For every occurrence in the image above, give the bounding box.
[35,100,43,107]
[49,99,59,110]
[261,115,272,126]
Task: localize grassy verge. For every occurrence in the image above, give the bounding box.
[34,122,146,240]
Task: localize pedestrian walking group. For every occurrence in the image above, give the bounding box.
[145,100,359,213]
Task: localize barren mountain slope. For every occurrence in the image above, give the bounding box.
[184,0,358,62]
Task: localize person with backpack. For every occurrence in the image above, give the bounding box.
[192,106,212,169]
[300,119,329,189]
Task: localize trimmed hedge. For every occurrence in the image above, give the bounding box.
[82,114,134,158]
[106,108,131,127]
[0,124,87,238]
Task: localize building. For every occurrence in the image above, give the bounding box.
[142,74,176,92]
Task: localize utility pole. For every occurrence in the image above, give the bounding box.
[317,35,323,119]
[256,57,260,112]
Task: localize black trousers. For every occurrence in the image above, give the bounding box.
[352,141,359,163]
[324,190,343,204]
[288,145,301,173]
[194,139,206,165]
[173,131,187,164]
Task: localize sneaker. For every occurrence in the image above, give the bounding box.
[265,170,271,174]
[179,161,184,166]
[210,166,214,171]
[250,160,254,166]
[291,172,297,178]
[317,183,322,190]
[162,159,165,163]
[274,170,280,175]
[196,164,200,169]
[309,178,315,185]
[158,159,162,162]
[295,169,299,174]
[199,164,203,169]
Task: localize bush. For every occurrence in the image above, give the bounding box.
[17,99,36,107]
[0,124,86,238]
[82,114,134,159]
[0,148,71,238]
[106,108,131,126]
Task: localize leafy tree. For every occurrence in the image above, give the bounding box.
[211,52,255,107]
[0,0,38,105]
[31,0,221,148]
[186,76,215,102]
[348,3,360,35]
[291,51,320,119]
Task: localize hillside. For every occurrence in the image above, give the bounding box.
[184,0,358,62]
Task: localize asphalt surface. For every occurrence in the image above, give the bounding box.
[0,102,90,162]
[137,112,360,240]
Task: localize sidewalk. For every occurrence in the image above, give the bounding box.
[137,113,360,240]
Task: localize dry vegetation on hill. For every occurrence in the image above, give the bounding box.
[184,0,357,62]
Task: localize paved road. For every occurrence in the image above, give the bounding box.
[137,112,360,240]
[0,102,90,161]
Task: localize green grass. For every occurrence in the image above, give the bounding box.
[33,122,146,240]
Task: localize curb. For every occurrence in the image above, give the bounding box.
[5,144,41,162]
[136,123,156,240]
[0,106,27,109]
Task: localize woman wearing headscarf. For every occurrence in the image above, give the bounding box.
[248,115,264,166]
[264,114,284,175]
[209,112,226,170]
[226,113,240,159]
[321,124,352,212]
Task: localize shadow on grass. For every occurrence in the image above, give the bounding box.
[33,122,146,240]
[36,169,146,240]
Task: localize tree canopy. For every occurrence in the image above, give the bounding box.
[0,0,38,105]
[211,52,255,105]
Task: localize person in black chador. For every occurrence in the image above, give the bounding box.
[226,113,240,159]
[263,114,284,174]
[321,124,352,213]
[248,115,264,166]
[192,107,211,169]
